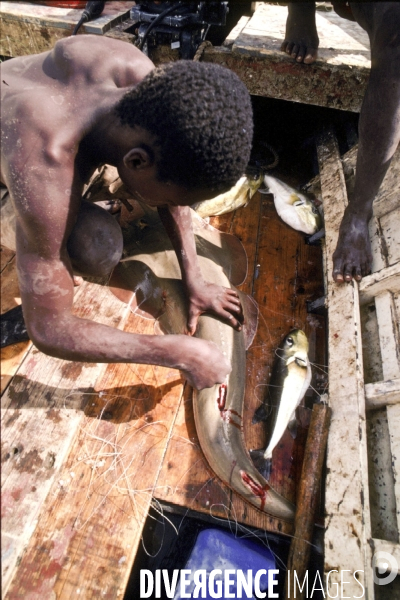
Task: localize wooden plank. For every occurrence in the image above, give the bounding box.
[5,311,184,600]
[234,3,370,66]
[374,292,400,381]
[371,539,400,570]
[365,378,400,410]
[223,15,250,48]
[1,407,83,595]
[1,279,131,598]
[200,3,370,112]
[0,1,136,57]
[367,410,399,543]
[387,404,400,537]
[359,265,400,305]
[317,129,373,596]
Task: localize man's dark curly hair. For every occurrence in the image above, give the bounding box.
[115,60,253,193]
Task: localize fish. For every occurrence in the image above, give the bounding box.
[109,206,295,522]
[251,329,312,480]
[263,175,322,235]
[191,174,263,218]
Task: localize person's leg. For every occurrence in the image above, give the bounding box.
[281,2,319,64]
[67,201,123,279]
[332,2,400,281]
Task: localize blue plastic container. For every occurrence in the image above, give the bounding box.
[174,528,276,599]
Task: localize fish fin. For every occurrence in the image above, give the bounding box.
[109,261,165,320]
[0,305,30,348]
[287,417,298,439]
[250,449,272,480]
[237,291,259,350]
[252,403,270,424]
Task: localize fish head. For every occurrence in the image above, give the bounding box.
[264,173,322,235]
[286,192,322,235]
[280,329,309,367]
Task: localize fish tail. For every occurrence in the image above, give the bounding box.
[250,449,273,480]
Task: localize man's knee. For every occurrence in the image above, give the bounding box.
[67,201,123,278]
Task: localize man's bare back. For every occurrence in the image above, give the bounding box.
[0,35,254,389]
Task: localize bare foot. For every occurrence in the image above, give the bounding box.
[281,2,319,64]
[332,211,372,283]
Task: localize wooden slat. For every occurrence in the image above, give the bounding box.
[1,280,130,598]
[359,265,400,305]
[371,539,400,569]
[201,4,370,112]
[0,1,136,57]
[374,292,400,381]
[367,410,399,543]
[387,404,400,537]
[5,312,184,600]
[223,15,250,47]
[317,129,373,596]
[365,378,400,410]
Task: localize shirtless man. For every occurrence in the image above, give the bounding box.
[281,2,400,282]
[0,35,253,390]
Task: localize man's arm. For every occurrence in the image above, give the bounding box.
[12,158,230,390]
[157,205,244,335]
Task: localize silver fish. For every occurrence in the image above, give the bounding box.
[263,175,321,235]
[251,329,312,480]
[110,208,295,522]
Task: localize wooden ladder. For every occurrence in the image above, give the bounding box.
[317,131,400,598]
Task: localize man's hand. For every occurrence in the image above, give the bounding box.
[332,209,372,283]
[179,337,231,390]
[186,281,244,335]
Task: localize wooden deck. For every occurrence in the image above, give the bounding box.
[1,192,325,597]
[1,2,399,597]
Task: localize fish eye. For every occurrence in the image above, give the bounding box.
[286,336,293,346]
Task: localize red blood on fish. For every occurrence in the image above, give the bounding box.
[240,470,270,511]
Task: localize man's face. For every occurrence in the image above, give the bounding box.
[118,166,214,209]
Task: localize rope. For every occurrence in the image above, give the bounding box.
[193,40,213,62]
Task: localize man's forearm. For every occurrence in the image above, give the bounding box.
[157,205,202,292]
[29,311,197,369]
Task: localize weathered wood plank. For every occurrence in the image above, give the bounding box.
[365,378,400,410]
[374,292,400,381]
[387,404,400,537]
[371,539,400,569]
[1,279,131,598]
[201,3,370,112]
[0,1,136,57]
[359,265,400,305]
[367,410,399,543]
[234,3,370,66]
[317,130,373,596]
[5,311,184,600]
[223,15,250,48]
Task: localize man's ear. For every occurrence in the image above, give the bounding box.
[123,146,154,171]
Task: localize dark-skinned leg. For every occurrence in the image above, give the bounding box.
[281,2,319,64]
[67,201,123,279]
[333,2,400,282]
